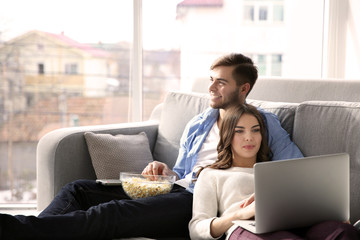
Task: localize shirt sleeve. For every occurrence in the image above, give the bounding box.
[172,120,192,179]
[189,170,222,240]
[261,110,304,160]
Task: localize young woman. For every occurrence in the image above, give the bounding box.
[189,104,359,240]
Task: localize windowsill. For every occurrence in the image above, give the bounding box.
[0,203,39,216]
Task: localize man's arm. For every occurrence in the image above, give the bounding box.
[261,110,304,160]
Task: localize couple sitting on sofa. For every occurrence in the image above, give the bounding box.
[1,53,359,239]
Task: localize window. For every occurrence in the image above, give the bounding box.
[65,63,78,75]
[0,0,133,204]
[271,54,282,76]
[243,0,283,23]
[0,0,360,206]
[38,63,44,74]
[243,5,254,21]
[259,6,268,21]
[273,5,283,21]
[257,55,267,75]
[37,44,44,50]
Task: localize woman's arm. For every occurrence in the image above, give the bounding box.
[189,170,219,239]
[190,170,255,239]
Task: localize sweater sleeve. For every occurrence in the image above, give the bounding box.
[189,170,222,240]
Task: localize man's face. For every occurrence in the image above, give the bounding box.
[208,66,245,110]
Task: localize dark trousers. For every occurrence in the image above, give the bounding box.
[1,179,193,240]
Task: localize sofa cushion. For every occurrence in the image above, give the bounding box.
[292,101,360,223]
[84,132,153,179]
[153,92,210,168]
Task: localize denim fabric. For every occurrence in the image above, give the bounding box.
[1,180,193,240]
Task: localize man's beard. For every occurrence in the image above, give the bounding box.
[210,87,241,109]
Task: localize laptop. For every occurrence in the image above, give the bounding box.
[232,153,350,234]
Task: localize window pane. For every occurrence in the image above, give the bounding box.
[257,55,267,75]
[273,5,284,22]
[142,0,181,120]
[271,54,282,76]
[0,0,133,203]
[244,5,255,21]
[259,6,268,21]
[344,0,360,78]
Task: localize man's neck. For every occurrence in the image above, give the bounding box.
[217,109,226,127]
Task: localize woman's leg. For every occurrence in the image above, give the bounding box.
[229,227,304,240]
[305,221,360,240]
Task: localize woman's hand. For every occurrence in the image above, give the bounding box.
[210,194,255,238]
[235,193,255,220]
[141,161,178,180]
[234,201,255,220]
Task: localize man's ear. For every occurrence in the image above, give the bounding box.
[240,83,251,96]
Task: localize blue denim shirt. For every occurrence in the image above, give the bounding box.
[172,107,303,184]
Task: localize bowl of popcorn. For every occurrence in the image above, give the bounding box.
[120,172,176,199]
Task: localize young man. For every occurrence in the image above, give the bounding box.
[0,53,303,239]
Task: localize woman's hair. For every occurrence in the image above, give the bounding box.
[210,53,258,95]
[197,104,272,176]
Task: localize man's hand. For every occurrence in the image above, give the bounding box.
[142,161,178,180]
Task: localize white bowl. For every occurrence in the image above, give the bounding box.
[120,172,176,199]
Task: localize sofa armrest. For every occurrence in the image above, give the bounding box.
[36,120,159,211]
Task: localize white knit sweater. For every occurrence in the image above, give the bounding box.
[189,167,255,240]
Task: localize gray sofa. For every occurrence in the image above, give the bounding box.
[37,78,360,238]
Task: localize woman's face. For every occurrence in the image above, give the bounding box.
[231,113,262,167]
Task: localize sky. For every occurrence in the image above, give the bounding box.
[0,0,181,49]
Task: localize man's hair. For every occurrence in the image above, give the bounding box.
[210,53,258,95]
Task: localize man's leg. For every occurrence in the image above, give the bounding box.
[1,185,193,239]
[39,179,129,216]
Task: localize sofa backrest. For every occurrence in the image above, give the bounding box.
[153,91,300,168]
[153,91,360,223]
[192,77,360,103]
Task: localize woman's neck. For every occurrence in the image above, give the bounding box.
[232,157,256,168]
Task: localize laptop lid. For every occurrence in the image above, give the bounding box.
[233,153,349,234]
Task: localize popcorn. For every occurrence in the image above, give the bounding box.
[122,177,173,199]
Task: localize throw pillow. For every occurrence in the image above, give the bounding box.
[84,131,153,179]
